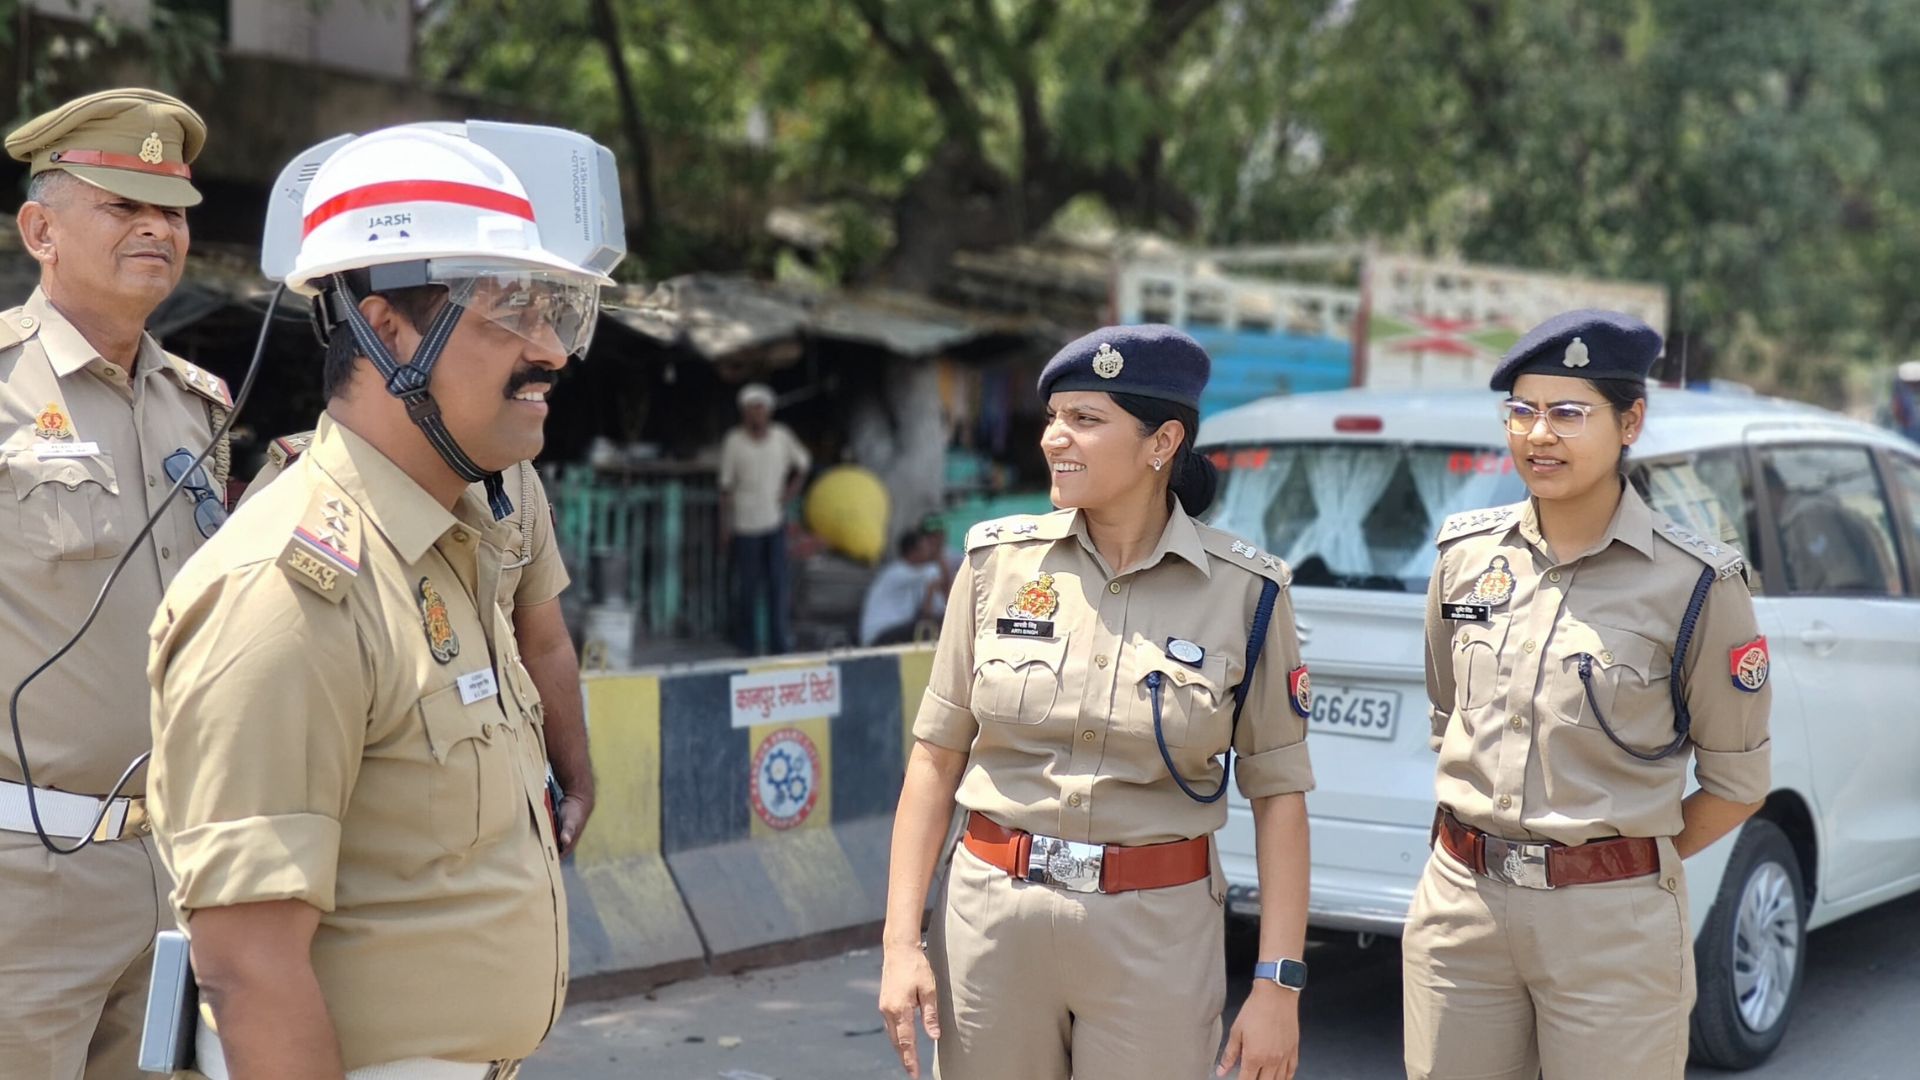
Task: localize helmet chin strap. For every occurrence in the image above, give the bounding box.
[328,272,514,520]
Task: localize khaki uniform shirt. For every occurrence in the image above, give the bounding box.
[244,444,568,616]
[1425,487,1772,846]
[914,507,1315,847]
[147,415,567,1069]
[0,288,228,795]
[718,422,808,535]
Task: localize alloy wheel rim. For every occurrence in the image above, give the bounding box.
[1731,860,1800,1033]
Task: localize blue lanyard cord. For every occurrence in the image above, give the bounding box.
[1152,578,1280,805]
[1575,565,1715,763]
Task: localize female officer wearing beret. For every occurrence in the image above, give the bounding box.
[879,325,1315,1080]
[1402,310,1773,1080]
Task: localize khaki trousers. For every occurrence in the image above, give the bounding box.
[0,829,169,1080]
[1401,836,1694,1080]
[929,842,1227,1080]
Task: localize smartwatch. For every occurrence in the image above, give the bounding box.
[1253,958,1308,991]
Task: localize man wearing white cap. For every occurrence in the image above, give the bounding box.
[718,383,809,654]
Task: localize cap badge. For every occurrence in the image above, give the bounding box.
[1563,337,1591,369]
[418,577,460,664]
[139,132,164,166]
[1092,342,1125,379]
[1469,555,1516,606]
[1007,573,1060,620]
[34,401,73,441]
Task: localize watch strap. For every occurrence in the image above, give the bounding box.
[1254,958,1308,990]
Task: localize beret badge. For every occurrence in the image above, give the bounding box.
[1562,337,1590,369]
[1092,342,1125,379]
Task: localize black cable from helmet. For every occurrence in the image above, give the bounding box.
[324,269,514,520]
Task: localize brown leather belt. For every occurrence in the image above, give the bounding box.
[962,812,1210,894]
[1433,808,1658,890]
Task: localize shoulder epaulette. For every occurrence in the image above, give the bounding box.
[267,430,315,469]
[1654,517,1749,581]
[966,510,1073,551]
[278,485,363,602]
[1435,503,1525,547]
[0,306,36,352]
[164,354,233,409]
[1197,525,1292,587]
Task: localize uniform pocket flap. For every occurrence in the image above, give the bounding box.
[973,633,1069,674]
[7,451,118,498]
[416,682,491,763]
[1130,641,1228,699]
[1453,619,1503,653]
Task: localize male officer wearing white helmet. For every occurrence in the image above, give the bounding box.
[145,120,623,1078]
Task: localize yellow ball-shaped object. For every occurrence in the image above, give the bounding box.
[803,466,890,564]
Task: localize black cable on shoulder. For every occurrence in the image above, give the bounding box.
[7,283,286,855]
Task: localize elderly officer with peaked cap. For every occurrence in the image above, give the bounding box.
[881,324,1316,1080]
[0,88,231,1080]
[1402,310,1771,1080]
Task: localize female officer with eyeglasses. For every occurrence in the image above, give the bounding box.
[1402,310,1773,1080]
[878,325,1315,1080]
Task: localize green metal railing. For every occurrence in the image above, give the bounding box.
[550,464,729,642]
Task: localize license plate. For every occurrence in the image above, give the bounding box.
[1308,685,1401,740]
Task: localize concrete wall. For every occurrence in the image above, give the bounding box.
[229,0,413,81]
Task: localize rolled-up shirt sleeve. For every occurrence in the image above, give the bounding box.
[148,562,370,915]
[1234,581,1315,799]
[910,554,980,752]
[1684,572,1772,804]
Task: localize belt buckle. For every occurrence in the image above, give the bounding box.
[1025,834,1104,893]
[1481,836,1553,890]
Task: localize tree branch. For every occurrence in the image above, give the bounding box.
[967,0,1049,185]
[848,0,983,148]
[588,0,660,254]
[1106,0,1221,84]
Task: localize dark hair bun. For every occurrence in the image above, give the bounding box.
[1172,451,1218,516]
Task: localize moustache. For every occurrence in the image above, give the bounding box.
[504,368,558,398]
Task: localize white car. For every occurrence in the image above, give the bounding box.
[1199,385,1920,1070]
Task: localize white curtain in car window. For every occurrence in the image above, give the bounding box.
[1210,450,1298,550]
[1399,451,1478,576]
[1284,446,1400,574]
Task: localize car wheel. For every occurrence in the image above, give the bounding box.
[1689,818,1808,1070]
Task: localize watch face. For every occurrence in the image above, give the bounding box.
[1278,958,1308,989]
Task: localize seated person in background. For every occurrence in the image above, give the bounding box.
[860,518,951,646]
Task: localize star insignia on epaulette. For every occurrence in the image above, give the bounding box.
[981,522,1003,540]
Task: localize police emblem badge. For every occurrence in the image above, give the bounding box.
[418,577,460,663]
[1470,555,1516,606]
[1562,337,1591,368]
[34,401,73,441]
[1730,637,1769,692]
[1288,665,1312,718]
[139,131,165,165]
[1007,573,1060,619]
[1092,342,1125,379]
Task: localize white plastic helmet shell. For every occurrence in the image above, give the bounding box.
[283,125,614,296]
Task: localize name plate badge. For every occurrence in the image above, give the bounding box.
[996,618,1055,638]
[1443,602,1492,623]
[456,668,500,705]
[33,440,101,458]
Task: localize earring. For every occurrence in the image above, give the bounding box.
[1152,458,1163,472]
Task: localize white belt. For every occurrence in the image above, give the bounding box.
[0,778,145,841]
[195,1017,520,1079]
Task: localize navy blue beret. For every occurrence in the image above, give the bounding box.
[1037,324,1211,410]
[1488,309,1663,392]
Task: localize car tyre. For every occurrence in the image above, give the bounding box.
[1689,819,1808,1070]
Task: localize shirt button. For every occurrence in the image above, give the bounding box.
[160,547,171,559]
[1510,715,1523,730]
[146,475,156,488]
[481,722,495,738]
[1108,581,1121,594]
[1081,730,1095,742]
[1068,793,1082,807]
[1664,877,1678,892]
[103,365,119,377]
[1095,655,1109,668]
[1601,650,1615,665]
[1458,632,1469,646]
[19,315,35,329]
[1498,794,1513,809]
[1548,570,1562,583]
[1523,640,1536,653]
[453,529,470,544]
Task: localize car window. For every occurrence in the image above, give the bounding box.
[1887,453,1920,574]
[1632,448,1764,585]
[1204,442,1526,592]
[1758,444,1906,597]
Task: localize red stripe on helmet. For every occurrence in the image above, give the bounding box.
[302,180,534,237]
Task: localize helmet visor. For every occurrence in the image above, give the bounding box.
[429,261,603,359]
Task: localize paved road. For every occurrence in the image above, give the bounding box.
[526,890,1920,1079]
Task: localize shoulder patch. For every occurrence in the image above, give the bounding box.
[1435,504,1524,547]
[1198,526,1292,587]
[277,486,362,602]
[965,510,1073,551]
[267,430,315,469]
[164,354,233,409]
[1655,517,1748,581]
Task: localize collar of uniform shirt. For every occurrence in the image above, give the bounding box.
[25,286,162,381]
[1064,503,1212,579]
[306,412,508,564]
[1518,483,1658,562]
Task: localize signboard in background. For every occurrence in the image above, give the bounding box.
[729,664,843,729]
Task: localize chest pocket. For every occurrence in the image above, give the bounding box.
[1124,642,1230,748]
[971,633,1068,726]
[416,680,523,855]
[6,452,125,562]
[1547,623,1670,740]
[1451,616,1509,712]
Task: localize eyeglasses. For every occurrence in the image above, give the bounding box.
[1500,399,1612,438]
[164,449,228,538]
